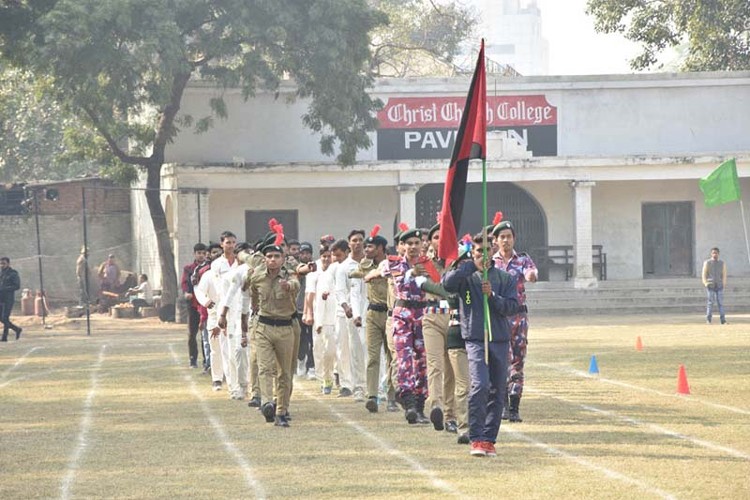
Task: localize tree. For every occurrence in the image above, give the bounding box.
[586,0,750,71]
[0,0,386,309]
[0,66,100,182]
[370,0,477,77]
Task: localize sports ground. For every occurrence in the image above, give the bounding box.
[1,313,748,499]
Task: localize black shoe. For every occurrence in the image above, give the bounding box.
[274,415,290,427]
[338,387,353,398]
[509,394,523,423]
[365,397,378,413]
[247,396,261,408]
[444,420,458,434]
[386,399,399,412]
[15,327,22,340]
[721,319,727,324]
[405,408,418,424]
[261,402,276,423]
[430,407,444,431]
[457,432,470,445]
[334,372,340,388]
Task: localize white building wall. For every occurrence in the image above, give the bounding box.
[168,73,750,165]
[206,186,399,250]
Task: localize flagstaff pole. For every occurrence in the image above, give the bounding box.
[482,158,491,365]
[739,200,750,265]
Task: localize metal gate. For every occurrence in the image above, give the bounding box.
[416,181,547,260]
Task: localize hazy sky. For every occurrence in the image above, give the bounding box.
[536,0,642,75]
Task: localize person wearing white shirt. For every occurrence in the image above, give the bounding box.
[335,230,368,401]
[126,274,153,317]
[218,246,253,403]
[210,231,240,399]
[194,252,227,391]
[305,245,338,393]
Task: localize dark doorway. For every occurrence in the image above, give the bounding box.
[642,202,693,277]
[416,182,547,274]
[245,210,298,245]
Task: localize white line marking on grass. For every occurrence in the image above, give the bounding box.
[535,362,750,416]
[580,404,750,461]
[527,388,750,461]
[1,346,42,380]
[167,344,266,499]
[298,388,466,499]
[60,344,106,500]
[502,427,678,500]
[0,368,57,389]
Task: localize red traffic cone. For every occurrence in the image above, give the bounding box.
[635,336,643,352]
[676,364,691,395]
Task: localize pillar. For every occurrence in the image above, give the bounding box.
[571,180,597,289]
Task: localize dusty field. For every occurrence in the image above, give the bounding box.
[1,312,749,499]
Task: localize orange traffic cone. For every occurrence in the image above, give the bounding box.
[635,336,643,352]
[676,364,690,395]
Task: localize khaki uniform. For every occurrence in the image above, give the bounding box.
[245,252,266,400]
[422,259,456,420]
[353,258,393,400]
[249,264,299,416]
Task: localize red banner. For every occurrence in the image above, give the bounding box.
[377,95,556,129]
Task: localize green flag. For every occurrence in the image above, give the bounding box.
[700,158,742,207]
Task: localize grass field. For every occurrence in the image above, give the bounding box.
[1,313,749,499]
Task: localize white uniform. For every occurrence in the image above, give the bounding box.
[210,255,240,398]
[335,256,367,392]
[218,262,252,400]
[307,265,338,386]
[194,266,227,387]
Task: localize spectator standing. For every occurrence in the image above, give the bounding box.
[702,247,728,324]
[0,257,22,341]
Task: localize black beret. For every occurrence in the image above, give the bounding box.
[492,220,515,237]
[399,228,423,242]
[365,235,389,247]
[428,223,440,239]
[262,244,284,255]
[299,242,313,253]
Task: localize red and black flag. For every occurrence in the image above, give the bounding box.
[437,40,487,265]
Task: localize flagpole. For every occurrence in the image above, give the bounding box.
[482,158,491,365]
[739,200,750,265]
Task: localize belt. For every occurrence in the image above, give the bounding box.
[258,316,293,327]
[394,299,427,309]
[424,306,450,315]
[517,305,529,314]
[368,303,388,312]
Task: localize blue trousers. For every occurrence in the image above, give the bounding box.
[706,287,725,323]
[466,339,509,444]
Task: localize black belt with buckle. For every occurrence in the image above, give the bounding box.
[368,303,388,312]
[394,299,427,309]
[258,316,293,327]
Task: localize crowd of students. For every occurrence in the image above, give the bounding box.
[180,215,537,457]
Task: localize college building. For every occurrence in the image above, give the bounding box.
[133,71,750,291]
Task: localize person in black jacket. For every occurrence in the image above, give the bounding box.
[442,235,519,457]
[0,257,22,341]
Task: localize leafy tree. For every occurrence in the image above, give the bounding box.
[0,0,386,307]
[370,0,477,77]
[0,66,101,182]
[586,0,750,71]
